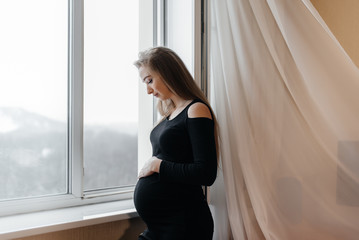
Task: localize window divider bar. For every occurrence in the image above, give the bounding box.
[157,0,166,47]
[69,0,84,198]
[194,0,203,88]
[201,0,209,97]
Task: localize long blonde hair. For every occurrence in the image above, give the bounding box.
[134,47,220,159]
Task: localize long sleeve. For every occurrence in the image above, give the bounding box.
[159,117,217,186]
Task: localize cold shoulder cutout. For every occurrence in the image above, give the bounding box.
[188,102,213,119]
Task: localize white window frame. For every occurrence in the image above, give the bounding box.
[0,0,206,217]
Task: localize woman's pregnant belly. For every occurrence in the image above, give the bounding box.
[134,173,181,221]
[134,173,206,226]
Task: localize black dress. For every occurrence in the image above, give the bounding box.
[134,99,217,240]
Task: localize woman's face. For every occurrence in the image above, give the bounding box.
[139,65,172,101]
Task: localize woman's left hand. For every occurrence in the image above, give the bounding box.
[138,156,162,178]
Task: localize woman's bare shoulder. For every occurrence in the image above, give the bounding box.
[188,102,212,119]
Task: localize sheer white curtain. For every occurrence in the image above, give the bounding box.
[210,0,359,239]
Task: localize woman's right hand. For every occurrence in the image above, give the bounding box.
[138,156,162,178]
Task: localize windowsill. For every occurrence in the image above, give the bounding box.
[0,199,137,240]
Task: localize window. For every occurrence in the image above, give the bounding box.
[164,0,204,87]
[0,0,203,216]
[0,0,153,216]
[0,0,68,201]
[83,0,139,192]
[166,0,194,75]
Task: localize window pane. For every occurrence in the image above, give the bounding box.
[166,0,194,75]
[84,1,139,191]
[0,1,68,200]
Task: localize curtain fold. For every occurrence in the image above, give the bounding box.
[210,0,359,239]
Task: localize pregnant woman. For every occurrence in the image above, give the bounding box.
[133,47,219,240]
